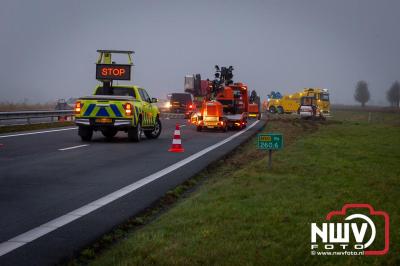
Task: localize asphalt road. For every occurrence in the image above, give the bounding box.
[0,117,265,265]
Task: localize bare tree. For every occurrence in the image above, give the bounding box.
[354,80,370,107]
[387,81,400,108]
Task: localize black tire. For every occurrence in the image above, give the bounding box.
[269,106,276,113]
[144,117,162,139]
[277,106,284,114]
[101,128,118,140]
[128,121,142,142]
[196,125,202,132]
[78,126,93,141]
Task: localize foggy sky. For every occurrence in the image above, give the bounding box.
[1,0,399,105]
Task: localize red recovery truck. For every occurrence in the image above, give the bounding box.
[190,66,249,131]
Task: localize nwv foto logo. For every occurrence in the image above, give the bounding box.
[310,204,389,256]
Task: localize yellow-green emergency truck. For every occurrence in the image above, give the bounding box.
[74,50,161,142]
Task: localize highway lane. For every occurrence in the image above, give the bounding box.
[0,118,265,265]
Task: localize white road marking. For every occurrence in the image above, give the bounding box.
[58,144,89,151]
[0,120,260,256]
[0,127,77,139]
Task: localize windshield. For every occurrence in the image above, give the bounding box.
[320,93,329,101]
[95,87,136,98]
[301,97,315,105]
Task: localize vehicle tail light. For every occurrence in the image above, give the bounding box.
[124,103,133,116]
[189,104,193,109]
[74,101,81,114]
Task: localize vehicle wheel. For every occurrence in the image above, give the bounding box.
[269,106,276,113]
[196,125,202,132]
[128,121,142,142]
[79,126,93,141]
[144,117,162,139]
[101,128,118,140]
[277,106,284,114]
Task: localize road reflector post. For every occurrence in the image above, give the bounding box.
[257,133,283,169]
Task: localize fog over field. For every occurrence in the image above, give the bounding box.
[0,0,399,105]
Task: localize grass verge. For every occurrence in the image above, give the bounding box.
[79,111,400,265]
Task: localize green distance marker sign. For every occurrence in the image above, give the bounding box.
[257,133,283,150]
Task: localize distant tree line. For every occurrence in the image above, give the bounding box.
[354,80,400,108]
[387,81,400,108]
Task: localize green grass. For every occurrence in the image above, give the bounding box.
[331,109,400,125]
[89,112,400,265]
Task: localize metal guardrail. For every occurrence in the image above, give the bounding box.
[0,110,74,124]
[0,110,185,126]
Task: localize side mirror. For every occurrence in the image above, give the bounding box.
[151,98,158,103]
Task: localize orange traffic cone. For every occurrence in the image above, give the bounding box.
[168,124,184,152]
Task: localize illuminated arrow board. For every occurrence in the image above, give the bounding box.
[257,133,283,150]
[96,64,131,80]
